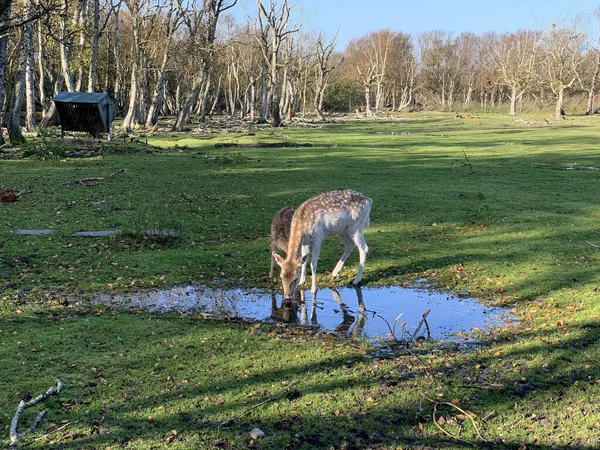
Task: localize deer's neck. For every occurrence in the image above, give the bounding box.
[286,206,313,260]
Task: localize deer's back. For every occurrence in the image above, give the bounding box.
[294,190,371,240]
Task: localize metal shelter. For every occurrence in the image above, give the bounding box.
[53,92,116,140]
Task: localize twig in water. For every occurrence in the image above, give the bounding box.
[406,308,431,341]
[218,380,299,429]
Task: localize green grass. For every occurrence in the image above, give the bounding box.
[2,113,600,448]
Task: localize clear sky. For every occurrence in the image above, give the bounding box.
[237,0,600,50]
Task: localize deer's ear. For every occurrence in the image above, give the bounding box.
[273,252,285,267]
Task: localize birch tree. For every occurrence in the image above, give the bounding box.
[0,3,10,145]
[346,30,398,115]
[541,19,586,120]
[255,0,301,127]
[24,0,35,130]
[313,30,341,121]
[121,0,144,130]
[172,0,235,131]
[145,0,186,127]
[493,30,543,115]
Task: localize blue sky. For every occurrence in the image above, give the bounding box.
[237,0,600,50]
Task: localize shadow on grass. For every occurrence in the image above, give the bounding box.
[1,309,598,449]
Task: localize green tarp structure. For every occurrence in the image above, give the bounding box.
[53,92,116,140]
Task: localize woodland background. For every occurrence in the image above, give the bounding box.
[1,0,600,144]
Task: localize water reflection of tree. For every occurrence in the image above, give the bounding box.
[271,286,367,337]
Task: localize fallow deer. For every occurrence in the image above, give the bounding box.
[272,189,372,301]
[269,207,295,278]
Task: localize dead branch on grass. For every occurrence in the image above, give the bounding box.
[8,379,65,449]
[452,150,473,173]
[217,380,299,429]
[30,420,79,445]
[424,395,486,445]
[73,168,125,186]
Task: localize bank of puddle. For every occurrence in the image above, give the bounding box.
[94,284,515,343]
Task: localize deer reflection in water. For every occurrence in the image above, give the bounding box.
[270,286,367,337]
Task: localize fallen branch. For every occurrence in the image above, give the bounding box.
[75,168,125,186]
[9,379,65,449]
[452,150,473,173]
[586,241,600,249]
[218,380,299,429]
[31,420,79,444]
[424,395,486,445]
[214,142,313,148]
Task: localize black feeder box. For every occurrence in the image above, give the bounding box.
[53,92,116,141]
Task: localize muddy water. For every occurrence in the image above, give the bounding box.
[94,285,515,342]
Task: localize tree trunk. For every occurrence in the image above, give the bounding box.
[37,21,50,118]
[173,74,203,131]
[364,84,374,116]
[509,83,518,116]
[8,35,26,144]
[199,75,211,121]
[555,88,565,120]
[113,4,122,105]
[59,0,75,92]
[41,74,64,126]
[585,53,600,115]
[0,5,9,145]
[87,0,100,92]
[259,62,268,123]
[74,1,86,92]
[145,37,172,128]
[24,0,35,131]
[122,5,141,131]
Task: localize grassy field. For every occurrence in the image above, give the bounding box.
[1,112,600,449]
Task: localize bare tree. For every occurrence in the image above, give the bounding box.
[419,30,463,111]
[7,29,26,143]
[255,0,302,127]
[576,9,600,115]
[172,0,236,131]
[121,0,147,130]
[313,30,341,121]
[24,0,36,130]
[145,0,186,127]
[542,19,586,120]
[0,2,10,145]
[493,29,543,115]
[385,31,416,111]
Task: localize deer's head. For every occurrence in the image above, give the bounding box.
[273,253,308,301]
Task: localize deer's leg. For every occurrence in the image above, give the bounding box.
[299,244,310,284]
[269,245,276,278]
[309,241,321,294]
[331,233,356,279]
[351,231,369,285]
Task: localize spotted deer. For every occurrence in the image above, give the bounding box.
[272,189,372,301]
[269,207,295,278]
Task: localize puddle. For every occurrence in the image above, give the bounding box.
[93,285,515,342]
